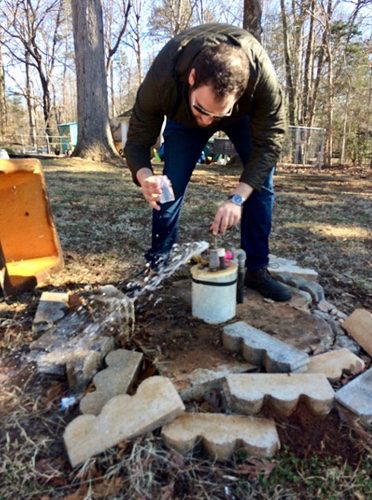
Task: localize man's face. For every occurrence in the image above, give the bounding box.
[188,69,236,127]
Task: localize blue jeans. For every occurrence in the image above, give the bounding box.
[145,116,275,271]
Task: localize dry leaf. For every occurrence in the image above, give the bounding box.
[169,449,185,468]
[35,457,66,486]
[68,293,84,310]
[117,440,130,451]
[160,481,174,500]
[46,382,65,402]
[236,457,276,479]
[75,462,99,480]
[92,477,124,498]
[63,484,89,500]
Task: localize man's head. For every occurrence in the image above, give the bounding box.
[188,43,249,127]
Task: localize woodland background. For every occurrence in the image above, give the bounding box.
[0,0,371,166]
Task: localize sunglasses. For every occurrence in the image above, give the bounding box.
[192,101,234,119]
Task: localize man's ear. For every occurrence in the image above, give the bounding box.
[188,68,196,87]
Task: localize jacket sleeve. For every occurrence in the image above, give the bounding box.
[124,72,165,185]
[240,53,286,191]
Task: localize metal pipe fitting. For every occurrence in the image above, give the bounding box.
[232,248,246,304]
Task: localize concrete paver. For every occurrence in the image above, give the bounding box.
[223,373,334,416]
[161,413,280,460]
[80,349,143,415]
[168,362,257,402]
[33,291,69,333]
[30,336,115,388]
[64,376,185,467]
[29,290,135,389]
[305,348,365,382]
[223,321,309,373]
[335,368,372,424]
[343,309,372,357]
[66,338,114,389]
[268,255,318,281]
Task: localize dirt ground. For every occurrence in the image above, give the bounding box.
[0,157,371,499]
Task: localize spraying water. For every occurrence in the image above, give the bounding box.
[29,241,210,377]
[27,241,209,402]
[83,240,210,338]
[125,240,210,300]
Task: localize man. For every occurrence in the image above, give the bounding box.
[124,23,291,302]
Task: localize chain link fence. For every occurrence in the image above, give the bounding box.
[0,134,69,156]
[211,125,326,167]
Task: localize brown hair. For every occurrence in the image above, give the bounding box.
[191,43,249,100]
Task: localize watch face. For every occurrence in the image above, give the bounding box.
[229,194,245,206]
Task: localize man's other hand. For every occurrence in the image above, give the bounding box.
[211,201,242,235]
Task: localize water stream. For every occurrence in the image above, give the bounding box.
[31,241,210,369]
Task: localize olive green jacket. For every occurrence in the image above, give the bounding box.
[124,23,286,191]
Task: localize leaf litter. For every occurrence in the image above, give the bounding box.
[0,158,371,498]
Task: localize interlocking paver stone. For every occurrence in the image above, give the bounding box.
[335,368,372,424]
[343,309,372,357]
[223,321,309,373]
[223,373,334,416]
[305,348,365,382]
[161,413,280,460]
[33,291,69,333]
[268,255,318,281]
[66,340,114,389]
[168,362,257,402]
[80,349,143,414]
[31,336,115,384]
[29,290,134,389]
[64,376,185,467]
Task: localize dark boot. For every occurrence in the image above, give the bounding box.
[245,267,292,302]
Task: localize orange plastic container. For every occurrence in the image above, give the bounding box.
[0,159,64,297]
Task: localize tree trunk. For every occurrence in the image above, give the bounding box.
[292,1,310,124]
[324,0,334,166]
[302,0,315,126]
[25,51,37,149]
[71,0,118,160]
[243,0,262,42]
[133,29,142,88]
[280,0,296,125]
[340,82,350,164]
[109,61,116,116]
[0,37,7,139]
[308,12,328,129]
[127,0,144,88]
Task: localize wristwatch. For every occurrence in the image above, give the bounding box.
[228,193,246,206]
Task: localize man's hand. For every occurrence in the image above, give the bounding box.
[136,168,162,211]
[211,201,242,235]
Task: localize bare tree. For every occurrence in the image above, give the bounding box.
[55,2,75,125]
[243,0,262,42]
[0,0,66,140]
[0,32,7,139]
[149,0,195,41]
[25,50,37,148]
[127,0,144,88]
[280,0,297,124]
[302,0,316,126]
[103,0,132,115]
[71,0,119,160]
